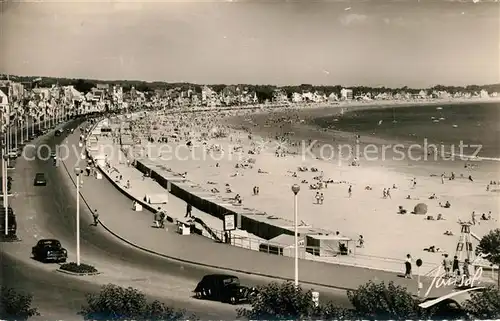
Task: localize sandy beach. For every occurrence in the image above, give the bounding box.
[117,99,500,269]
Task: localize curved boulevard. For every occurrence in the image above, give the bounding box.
[0,117,351,319]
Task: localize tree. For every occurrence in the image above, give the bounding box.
[346,281,428,319]
[0,286,40,320]
[80,284,188,320]
[476,228,500,288]
[463,286,500,319]
[236,281,352,320]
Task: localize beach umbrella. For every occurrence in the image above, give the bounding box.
[414,203,428,215]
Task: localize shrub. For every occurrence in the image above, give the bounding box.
[60,262,98,274]
[0,286,40,320]
[347,280,428,319]
[80,284,188,320]
[463,286,500,319]
[237,281,351,320]
[0,234,19,242]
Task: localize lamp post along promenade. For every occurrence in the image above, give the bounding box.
[291,184,301,286]
[74,167,83,265]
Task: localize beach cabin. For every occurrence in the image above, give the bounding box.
[259,234,305,257]
[305,234,354,257]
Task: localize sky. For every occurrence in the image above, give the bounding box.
[0,0,499,87]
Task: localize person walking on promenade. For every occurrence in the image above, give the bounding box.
[463,259,471,282]
[442,254,451,278]
[452,255,460,277]
[159,211,166,229]
[404,254,413,279]
[92,209,99,226]
[348,185,352,198]
[185,203,192,218]
[154,208,161,228]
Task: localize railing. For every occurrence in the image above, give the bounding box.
[192,216,223,243]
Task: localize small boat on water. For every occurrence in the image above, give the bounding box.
[433,119,440,123]
[439,117,445,120]
[452,124,458,128]
[436,107,443,110]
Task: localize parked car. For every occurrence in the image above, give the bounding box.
[32,239,68,263]
[0,207,17,236]
[193,274,252,304]
[34,173,47,186]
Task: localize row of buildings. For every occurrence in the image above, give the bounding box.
[1,79,498,131]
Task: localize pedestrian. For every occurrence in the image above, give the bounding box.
[159,211,166,229]
[471,211,476,225]
[404,254,412,279]
[442,254,451,278]
[348,185,352,198]
[463,259,471,282]
[452,255,460,276]
[386,188,391,199]
[319,193,324,205]
[441,174,445,184]
[154,207,161,228]
[358,235,364,248]
[185,203,192,218]
[383,188,387,199]
[92,209,99,226]
[315,192,320,204]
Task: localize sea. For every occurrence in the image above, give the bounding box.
[313,102,500,160]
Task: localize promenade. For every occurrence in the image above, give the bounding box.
[76,117,479,297]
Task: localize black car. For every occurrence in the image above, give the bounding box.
[32,239,68,263]
[0,207,17,236]
[194,274,252,304]
[34,173,47,186]
[55,129,63,136]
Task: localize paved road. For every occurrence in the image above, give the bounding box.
[0,120,244,318]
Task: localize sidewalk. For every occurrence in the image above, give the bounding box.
[65,121,467,296]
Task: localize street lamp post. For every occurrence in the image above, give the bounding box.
[291,184,301,287]
[25,115,29,142]
[20,118,24,143]
[2,151,9,235]
[6,126,10,168]
[14,120,18,149]
[74,167,83,265]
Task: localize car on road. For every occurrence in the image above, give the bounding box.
[193,274,254,304]
[34,173,47,186]
[0,207,17,236]
[32,239,68,263]
[7,148,20,158]
[55,129,63,136]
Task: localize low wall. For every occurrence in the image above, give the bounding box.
[134,159,310,240]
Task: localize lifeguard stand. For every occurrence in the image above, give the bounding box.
[454,222,475,263]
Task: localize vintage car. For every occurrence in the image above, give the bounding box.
[193,274,254,304]
[32,239,68,263]
[34,173,47,186]
[0,207,17,236]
